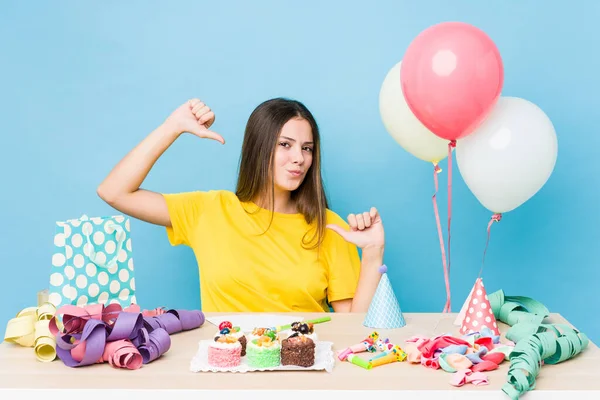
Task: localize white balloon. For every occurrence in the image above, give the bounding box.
[379,61,450,163]
[456,97,558,214]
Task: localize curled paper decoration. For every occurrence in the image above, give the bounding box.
[502,323,588,399]
[142,309,205,334]
[103,340,144,369]
[49,303,202,369]
[3,302,57,362]
[488,289,550,327]
[138,327,171,364]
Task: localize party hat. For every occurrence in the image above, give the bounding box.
[459,278,500,336]
[363,265,406,329]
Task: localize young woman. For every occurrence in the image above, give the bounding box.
[97,98,385,313]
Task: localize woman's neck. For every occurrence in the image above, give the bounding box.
[254,189,297,214]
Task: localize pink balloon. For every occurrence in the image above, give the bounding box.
[401,22,504,141]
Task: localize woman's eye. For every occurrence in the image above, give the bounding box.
[303,147,313,152]
[279,142,290,148]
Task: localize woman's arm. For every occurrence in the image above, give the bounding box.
[330,246,384,313]
[327,207,386,312]
[97,99,223,227]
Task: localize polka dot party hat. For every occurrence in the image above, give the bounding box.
[458,278,500,336]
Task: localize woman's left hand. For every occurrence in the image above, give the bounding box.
[327,207,385,250]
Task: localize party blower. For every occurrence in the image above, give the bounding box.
[271,316,331,332]
[370,339,399,361]
[368,345,407,367]
[337,331,379,361]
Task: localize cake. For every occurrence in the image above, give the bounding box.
[215,321,247,356]
[247,327,276,343]
[281,333,316,367]
[246,332,281,369]
[208,333,242,368]
[279,322,318,341]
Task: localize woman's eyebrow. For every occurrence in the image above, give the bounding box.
[280,136,314,145]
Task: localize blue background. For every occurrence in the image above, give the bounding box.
[1,1,599,344]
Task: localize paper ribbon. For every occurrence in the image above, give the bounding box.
[502,323,589,399]
[142,309,205,334]
[3,302,57,362]
[484,290,590,399]
[487,289,549,326]
[48,303,203,369]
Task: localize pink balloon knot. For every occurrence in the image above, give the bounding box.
[491,214,502,223]
[449,140,457,148]
[434,164,442,174]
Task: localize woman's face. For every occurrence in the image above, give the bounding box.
[273,117,314,193]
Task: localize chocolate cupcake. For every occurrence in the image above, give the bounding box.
[281,333,316,367]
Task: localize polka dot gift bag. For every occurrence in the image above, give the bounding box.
[48,214,137,309]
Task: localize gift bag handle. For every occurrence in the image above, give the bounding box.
[84,221,126,269]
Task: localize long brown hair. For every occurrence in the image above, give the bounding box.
[235,98,328,250]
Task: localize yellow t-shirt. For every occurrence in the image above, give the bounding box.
[162,190,361,313]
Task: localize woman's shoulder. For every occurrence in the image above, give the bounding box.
[325,208,350,229]
[204,189,240,205]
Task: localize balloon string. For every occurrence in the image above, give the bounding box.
[446,140,456,312]
[432,163,451,313]
[479,213,502,278]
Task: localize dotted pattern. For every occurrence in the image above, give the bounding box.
[48,215,136,309]
[460,278,500,336]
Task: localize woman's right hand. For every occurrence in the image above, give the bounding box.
[163,98,225,144]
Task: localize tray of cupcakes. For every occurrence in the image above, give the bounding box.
[190,321,335,373]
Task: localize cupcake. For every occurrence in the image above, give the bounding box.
[246,333,281,369]
[208,334,242,368]
[247,327,276,342]
[215,321,247,356]
[279,322,318,342]
[281,332,316,367]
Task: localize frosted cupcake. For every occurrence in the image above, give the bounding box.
[247,327,276,343]
[246,334,281,369]
[208,334,242,368]
[281,333,316,367]
[214,321,247,356]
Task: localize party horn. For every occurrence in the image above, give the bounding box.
[337,340,377,361]
[273,316,332,332]
[376,338,391,351]
[369,345,407,367]
[338,331,379,361]
[347,354,372,370]
[370,343,398,361]
[369,346,406,367]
